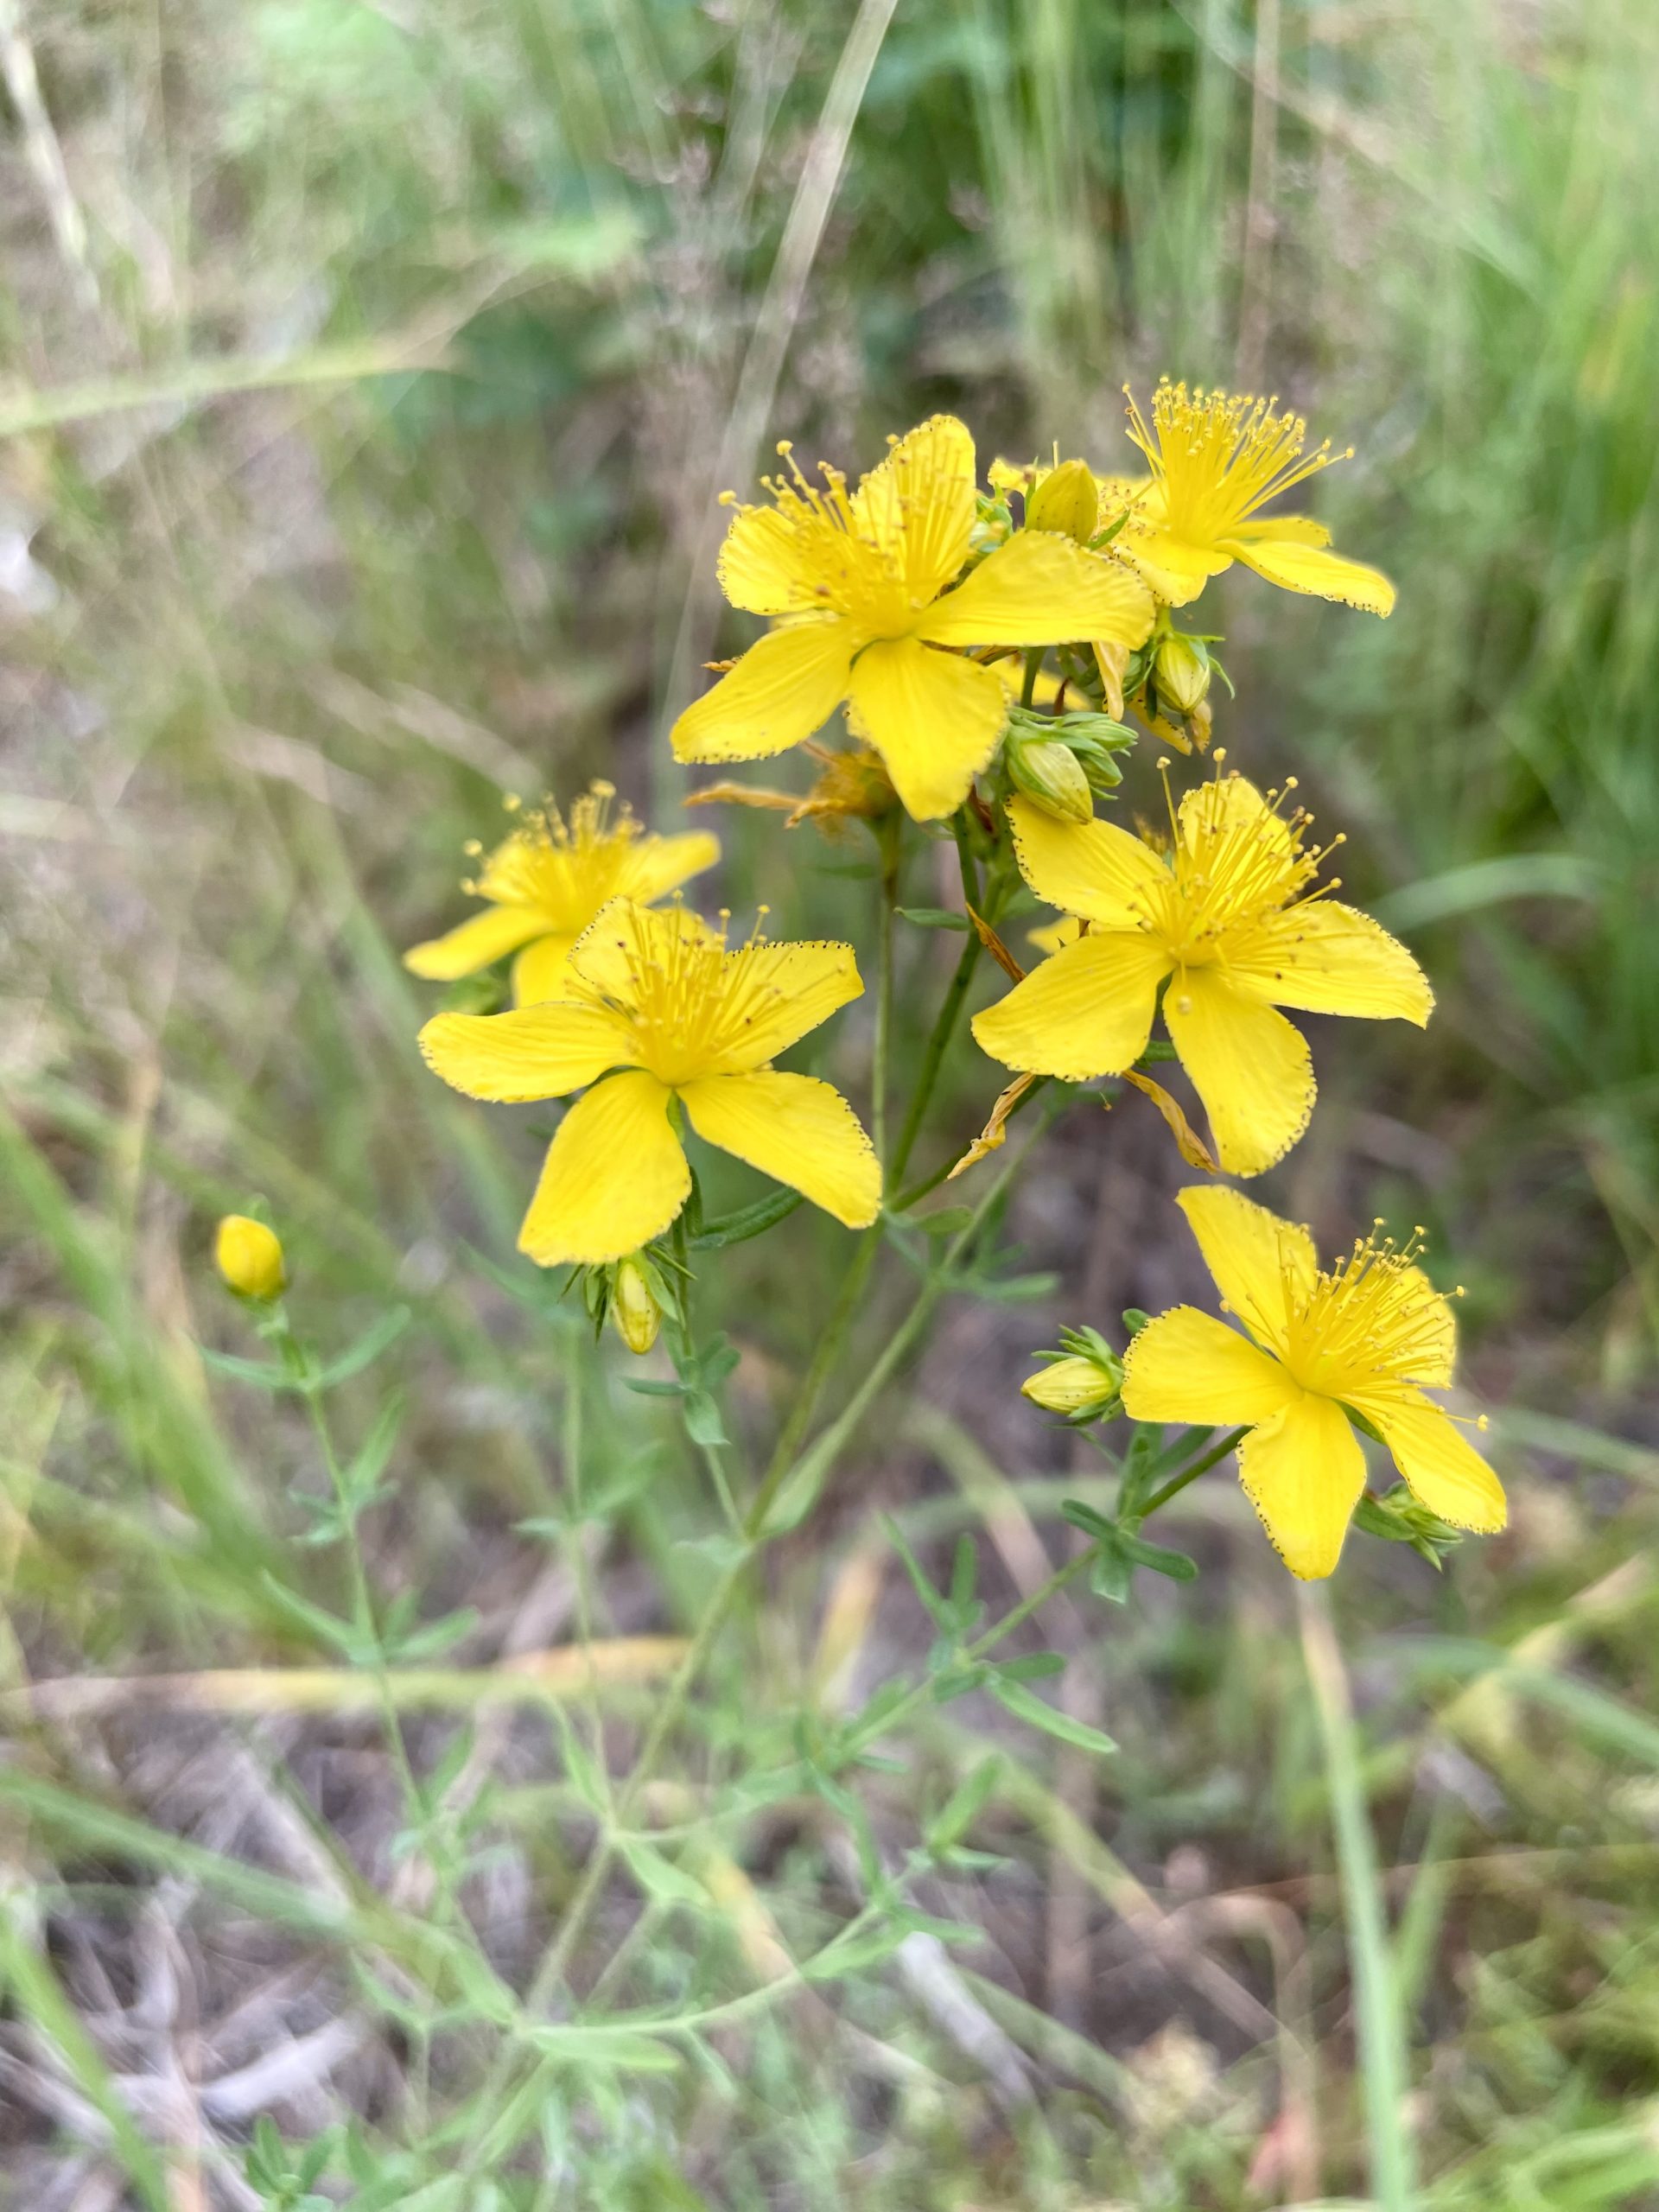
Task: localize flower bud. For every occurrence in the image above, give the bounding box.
[1005,729,1095,823]
[1154,632,1211,716]
[214,1215,285,1301]
[1021,1327,1123,1421]
[609,1252,663,1357]
[1021,1351,1122,1421]
[1025,459,1099,543]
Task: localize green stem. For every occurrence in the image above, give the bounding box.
[872,812,900,1167]
[1300,1585,1418,2210]
[1135,1427,1247,1521]
[1020,645,1045,709]
[759,809,980,1502]
[668,1212,742,1535]
[889,924,980,1185]
[830,1415,1243,1766]
[892,1074,1051,1212]
[300,1383,429,1831]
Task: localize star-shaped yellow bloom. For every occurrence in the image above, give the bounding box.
[1101,381,1395,616]
[404,783,719,1007]
[671,416,1154,822]
[972,773,1432,1176]
[1121,1188,1507,1579]
[418,899,880,1267]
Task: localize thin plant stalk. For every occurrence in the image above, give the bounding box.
[1300,1584,1419,2212]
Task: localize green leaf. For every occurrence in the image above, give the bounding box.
[313,1308,412,1390]
[882,1514,953,1631]
[620,1840,709,1910]
[690,1187,803,1249]
[801,1921,913,1980]
[683,1389,728,1448]
[386,1605,479,1663]
[1059,1500,1116,1542]
[1116,1529,1198,1581]
[897,906,969,931]
[990,1678,1117,1757]
[199,1345,290,1390]
[928,1755,1002,1852]
[997,1649,1066,1682]
[531,2025,683,2074]
[344,1395,404,1507]
[963,1269,1059,1305]
[257,1573,359,1657]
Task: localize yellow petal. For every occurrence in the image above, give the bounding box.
[678,1070,880,1229]
[1225,900,1433,1025]
[1174,1185,1317,1352]
[419,1002,636,1102]
[1120,1306,1299,1425]
[614,829,721,906]
[1237,1395,1368,1580]
[844,638,1007,820]
[852,415,977,607]
[1224,515,1332,550]
[404,903,549,981]
[1163,968,1314,1177]
[511,932,576,1007]
[1349,1387,1507,1532]
[717,503,849,616]
[971,930,1166,1079]
[1219,531,1395,616]
[1027,914,1082,957]
[916,531,1154,649]
[1007,795,1170,928]
[671,620,855,763]
[714,939,863,1071]
[1116,527,1231,608]
[518,1070,690,1267]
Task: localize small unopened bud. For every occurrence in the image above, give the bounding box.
[1005,732,1094,823]
[1025,458,1099,543]
[1154,632,1212,716]
[1021,1328,1123,1421]
[214,1215,285,1301]
[609,1253,663,1357]
[1021,1351,1122,1421]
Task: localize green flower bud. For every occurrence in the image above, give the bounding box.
[1025,459,1099,543]
[1006,734,1095,823]
[609,1253,664,1357]
[1021,1327,1123,1422]
[215,1214,286,1301]
[1154,632,1211,716]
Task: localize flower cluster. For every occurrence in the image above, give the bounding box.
[402,379,1505,1585]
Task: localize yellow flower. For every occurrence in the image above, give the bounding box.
[404,783,719,1008]
[671,416,1154,823]
[972,771,1432,1176]
[1102,382,1395,616]
[1121,1188,1506,1579]
[418,899,880,1267]
[214,1215,285,1300]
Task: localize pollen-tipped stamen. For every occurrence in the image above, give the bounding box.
[1126,380,1354,544]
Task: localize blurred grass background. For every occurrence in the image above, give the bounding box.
[4,0,1659,2205]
